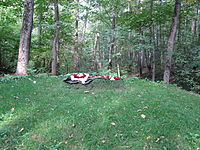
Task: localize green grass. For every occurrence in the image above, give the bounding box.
[0,76,200,150]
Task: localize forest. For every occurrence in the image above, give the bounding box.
[0,0,200,92]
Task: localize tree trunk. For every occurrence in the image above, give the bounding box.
[73,0,80,72]
[163,0,181,83]
[37,13,43,46]
[51,0,59,75]
[150,0,156,81]
[92,33,100,72]
[192,19,197,35]
[80,1,89,43]
[16,0,34,75]
[108,15,116,71]
[138,50,144,77]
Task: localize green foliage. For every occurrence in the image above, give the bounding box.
[0,6,21,74]
[0,0,200,95]
[173,41,200,93]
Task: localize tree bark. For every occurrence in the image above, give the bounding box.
[192,19,197,35]
[163,0,181,83]
[15,0,34,75]
[92,33,100,72]
[37,12,43,47]
[51,0,59,75]
[73,0,80,72]
[108,15,116,70]
[150,0,156,81]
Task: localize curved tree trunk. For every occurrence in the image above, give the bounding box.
[163,0,181,83]
[15,0,34,75]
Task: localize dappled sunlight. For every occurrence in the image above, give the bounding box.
[0,77,200,149]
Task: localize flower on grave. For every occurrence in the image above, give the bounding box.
[73,73,87,78]
[71,73,89,84]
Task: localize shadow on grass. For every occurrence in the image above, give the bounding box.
[0,103,64,149]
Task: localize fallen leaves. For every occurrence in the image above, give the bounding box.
[18,128,24,133]
[72,124,76,128]
[13,96,19,99]
[141,114,146,119]
[101,140,106,143]
[58,141,68,145]
[28,78,37,84]
[99,113,104,116]
[146,136,151,140]
[155,136,165,142]
[111,122,116,126]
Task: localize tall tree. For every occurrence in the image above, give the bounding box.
[15,0,34,75]
[51,0,60,75]
[108,15,116,70]
[92,32,100,71]
[73,0,80,72]
[163,0,181,83]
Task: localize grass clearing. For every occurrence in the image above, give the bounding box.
[0,76,200,149]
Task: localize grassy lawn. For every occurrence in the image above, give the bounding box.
[0,76,200,150]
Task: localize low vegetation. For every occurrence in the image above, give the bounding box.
[0,76,200,149]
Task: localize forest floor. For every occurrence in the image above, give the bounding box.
[0,76,200,150]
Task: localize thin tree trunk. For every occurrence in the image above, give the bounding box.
[152,48,156,81]
[16,0,34,75]
[163,0,181,83]
[108,15,116,70]
[51,0,59,75]
[37,13,43,46]
[98,35,103,70]
[150,0,155,81]
[138,30,144,77]
[80,1,89,43]
[192,19,197,35]
[73,0,80,72]
[138,50,144,77]
[92,33,100,72]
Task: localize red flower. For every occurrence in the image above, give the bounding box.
[113,77,121,80]
[73,73,87,79]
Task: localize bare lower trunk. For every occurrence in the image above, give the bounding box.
[51,0,59,75]
[152,49,155,81]
[138,50,144,77]
[192,19,196,35]
[163,0,181,83]
[92,33,100,71]
[73,0,80,72]
[37,13,43,46]
[108,38,114,70]
[108,15,116,71]
[16,0,34,75]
